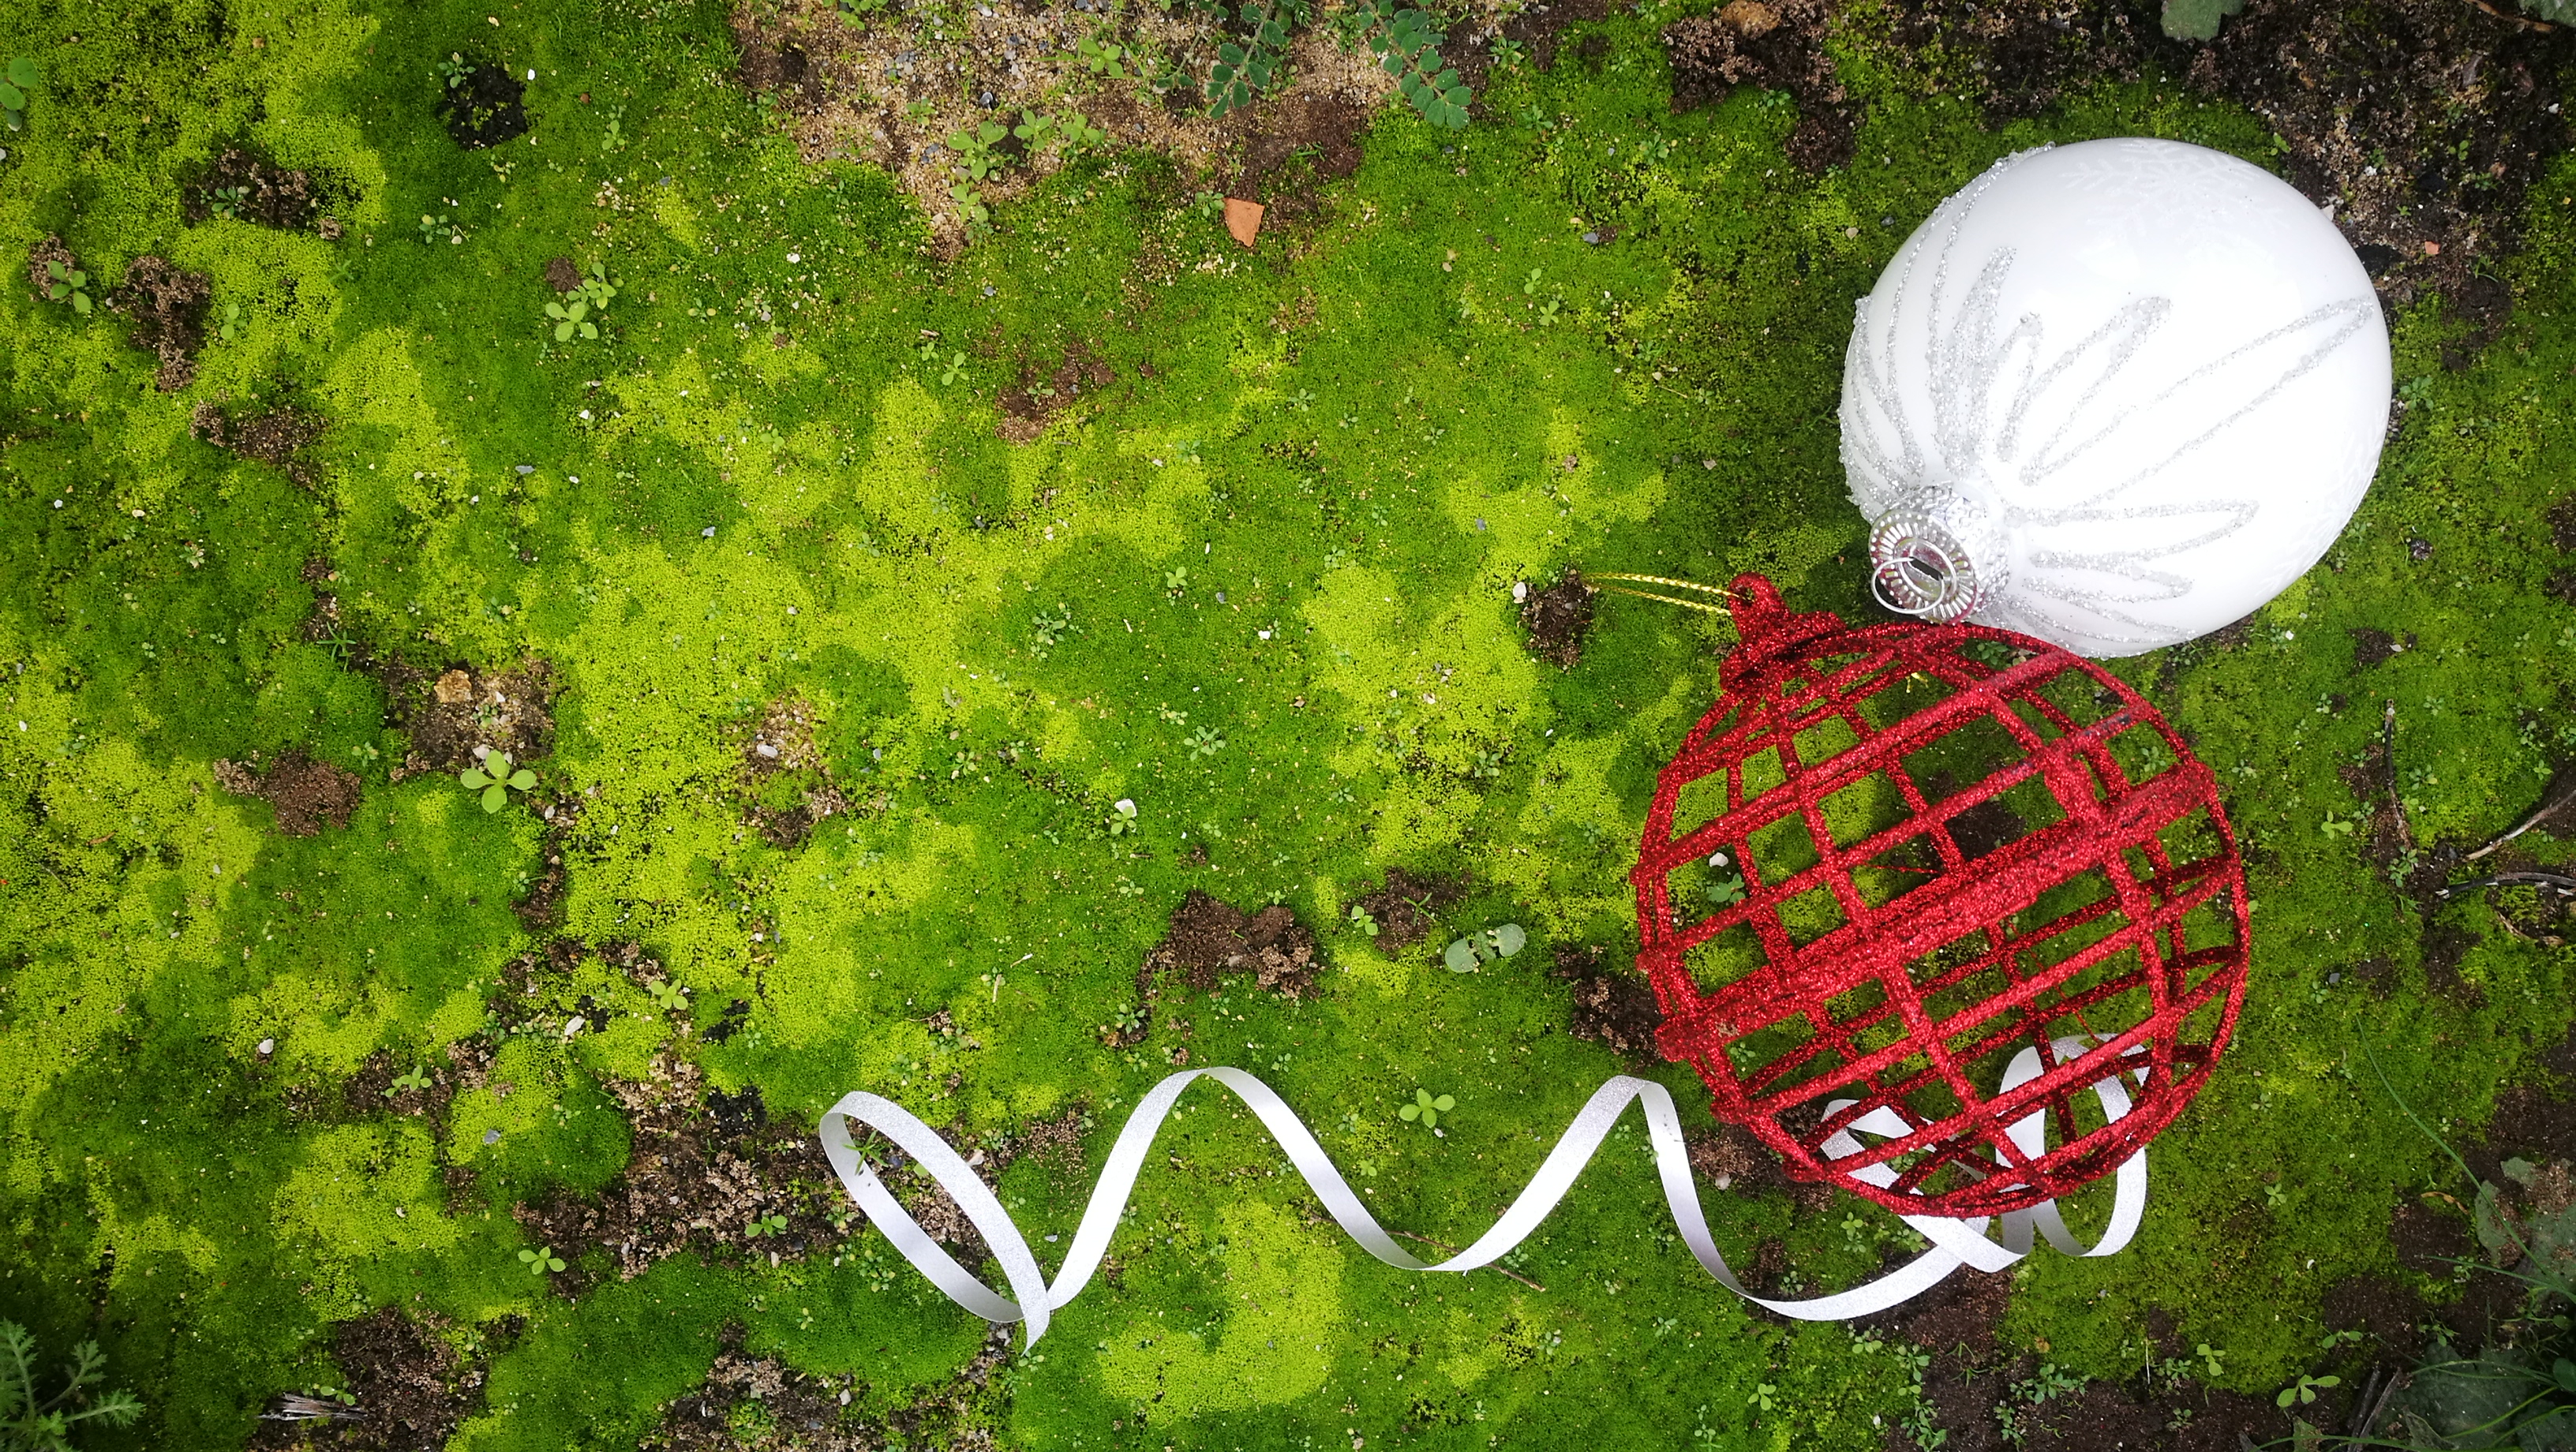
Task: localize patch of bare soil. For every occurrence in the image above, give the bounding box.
[1872,0,2571,329]
[726,0,1401,247]
[1138,889,1324,1001]
[23,234,76,303]
[542,256,582,294]
[115,255,213,392]
[380,660,556,781]
[1521,569,1597,668]
[436,58,529,148]
[193,397,325,485]
[213,751,363,836]
[1350,866,1466,952]
[1663,0,1855,172]
[736,696,876,848]
[512,1051,853,1285]
[997,340,1118,444]
[249,1308,488,1452]
[185,147,338,234]
[1548,943,1664,1063]
[646,1327,1011,1452]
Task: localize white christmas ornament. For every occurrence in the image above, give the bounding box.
[1840,137,2391,657]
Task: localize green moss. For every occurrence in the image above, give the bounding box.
[0,0,2570,1446]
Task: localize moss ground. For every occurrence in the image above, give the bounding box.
[0,0,2571,1447]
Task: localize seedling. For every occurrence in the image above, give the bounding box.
[1348,905,1380,937]
[947,120,1009,183]
[2196,1342,2226,1379]
[1397,1087,1454,1129]
[1185,726,1224,759]
[1164,565,1189,594]
[459,750,537,812]
[383,1066,432,1098]
[744,1212,789,1239]
[418,211,466,245]
[545,264,616,342]
[1,56,41,133]
[517,1246,566,1275]
[1106,798,1138,836]
[936,347,968,385]
[1077,35,1129,79]
[42,259,90,315]
[208,184,250,221]
[2275,1373,2339,1409]
[1031,604,1073,659]
[0,1319,143,1443]
[437,52,474,92]
[217,302,243,342]
[648,979,690,1012]
[835,0,886,24]
[1012,110,1056,149]
[1443,922,1527,973]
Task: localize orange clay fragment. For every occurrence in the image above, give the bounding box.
[1224,197,1264,250]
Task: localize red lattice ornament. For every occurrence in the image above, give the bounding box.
[1632,576,2248,1218]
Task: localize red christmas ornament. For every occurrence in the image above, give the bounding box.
[1632,576,2248,1218]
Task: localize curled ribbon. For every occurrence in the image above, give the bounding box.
[818,1038,2145,1347]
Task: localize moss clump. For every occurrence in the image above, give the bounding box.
[0,0,2570,1448]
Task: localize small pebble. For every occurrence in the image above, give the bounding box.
[484,1128,502,1144]
[256,1037,275,1056]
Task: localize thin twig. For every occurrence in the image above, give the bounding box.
[2433,870,2576,900]
[2460,0,2555,30]
[2381,702,2414,855]
[2464,777,2576,862]
[1388,1229,1547,1291]
[2351,1367,2402,1450]
[2343,1365,2383,1449]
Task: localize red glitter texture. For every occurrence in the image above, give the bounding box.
[1632,577,2248,1218]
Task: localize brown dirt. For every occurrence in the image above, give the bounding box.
[736,696,875,848]
[212,751,364,837]
[646,1326,1011,1452]
[1664,0,1855,173]
[115,254,213,391]
[185,147,331,232]
[996,340,1118,445]
[1522,570,1597,668]
[1350,866,1466,952]
[192,398,325,485]
[23,234,76,302]
[511,1051,854,1285]
[1871,0,2573,328]
[542,256,582,294]
[2347,627,2414,671]
[1687,1119,1792,1196]
[249,1308,488,1451]
[380,659,556,781]
[1139,890,1324,1001]
[2322,1274,2432,1362]
[721,0,1411,247]
[436,59,529,148]
[1549,942,1663,1063]
[1226,92,1368,204]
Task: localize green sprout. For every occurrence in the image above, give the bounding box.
[1,56,40,134]
[936,347,968,385]
[0,1319,143,1448]
[437,52,474,91]
[208,184,250,221]
[2196,1342,2226,1379]
[1077,35,1128,78]
[648,979,690,1012]
[459,750,537,812]
[383,1066,432,1098]
[546,264,617,342]
[1348,905,1380,937]
[42,259,90,316]
[744,1212,788,1239]
[517,1246,566,1275]
[1185,725,1225,759]
[2275,1373,2340,1409]
[217,302,243,342]
[1443,922,1527,973]
[1397,1087,1454,1130]
[1106,797,1138,836]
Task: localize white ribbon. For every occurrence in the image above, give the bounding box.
[817,1037,2146,1346]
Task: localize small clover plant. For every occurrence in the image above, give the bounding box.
[1443,922,1527,973]
[1106,798,1138,836]
[384,1067,432,1098]
[1348,905,1380,937]
[217,302,244,342]
[1,57,40,134]
[2275,1373,2339,1409]
[42,259,90,315]
[460,750,537,812]
[546,264,616,342]
[1398,1088,1454,1130]
[744,1212,788,1239]
[518,1246,566,1275]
